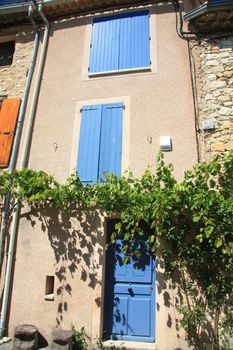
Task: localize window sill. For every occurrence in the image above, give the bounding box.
[44,293,54,301]
[0,63,13,68]
[88,66,151,78]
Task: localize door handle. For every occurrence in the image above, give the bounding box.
[128,288,133,293]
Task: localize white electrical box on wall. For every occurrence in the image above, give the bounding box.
[160,136,172,151]
[203,119,215,130]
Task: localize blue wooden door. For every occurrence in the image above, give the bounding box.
[104,222,156,342]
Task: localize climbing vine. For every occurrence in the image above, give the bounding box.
[0,152,232,349]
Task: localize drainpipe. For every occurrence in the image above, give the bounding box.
[9,6,40,171]
[0,6,40,275]
[20,3,50,168]
[0,3,50,338]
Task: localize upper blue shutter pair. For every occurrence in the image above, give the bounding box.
[77,103,123,184]
[89,10,150,73]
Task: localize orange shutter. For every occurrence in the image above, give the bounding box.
[0,98,21,168]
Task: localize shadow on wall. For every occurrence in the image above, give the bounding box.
[21,208,191,347]
[28,205,104,327]
[3,204,215,348]
[156,261,183,348]
[156,258,214,349]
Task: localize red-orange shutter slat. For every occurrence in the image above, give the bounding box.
[0,98,21,168]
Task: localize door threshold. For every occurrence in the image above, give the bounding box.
[101,340,156,350]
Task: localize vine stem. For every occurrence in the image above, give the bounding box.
[213,305,220,349]
[180,266,191,311]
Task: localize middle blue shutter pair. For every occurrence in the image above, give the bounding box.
[77,103,123,184]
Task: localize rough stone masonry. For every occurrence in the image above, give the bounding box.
[193,36,233,160]
[0,26,34,99]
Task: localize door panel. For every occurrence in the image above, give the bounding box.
[129,298,151,336]
[114,285,152,295]
[103,221,156,342]
[114,239,153,284]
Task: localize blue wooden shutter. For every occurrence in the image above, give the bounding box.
[0,1,18,5]
[77,105,102,184]
[89,15,120,73]
[98,103,123,180]
[119,11,150,70]
[89,11,150,73]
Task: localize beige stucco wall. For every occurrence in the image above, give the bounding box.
[17,5,197,182]
[5,4,197,350]
[9,209,188,350]
[9,207,106,343]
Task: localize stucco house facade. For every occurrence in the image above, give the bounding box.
[0,1,232,349]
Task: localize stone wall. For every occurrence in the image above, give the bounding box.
[0,26,34,99]
[194,37,233,160]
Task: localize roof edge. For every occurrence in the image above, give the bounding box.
[184,1,233,22]
[0,0,67,15]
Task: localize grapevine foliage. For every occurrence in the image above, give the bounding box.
[0,152,232,349]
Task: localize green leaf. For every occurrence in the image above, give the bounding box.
[204,225,214,238]
[196,234,203,242]
[215,237,223,248]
